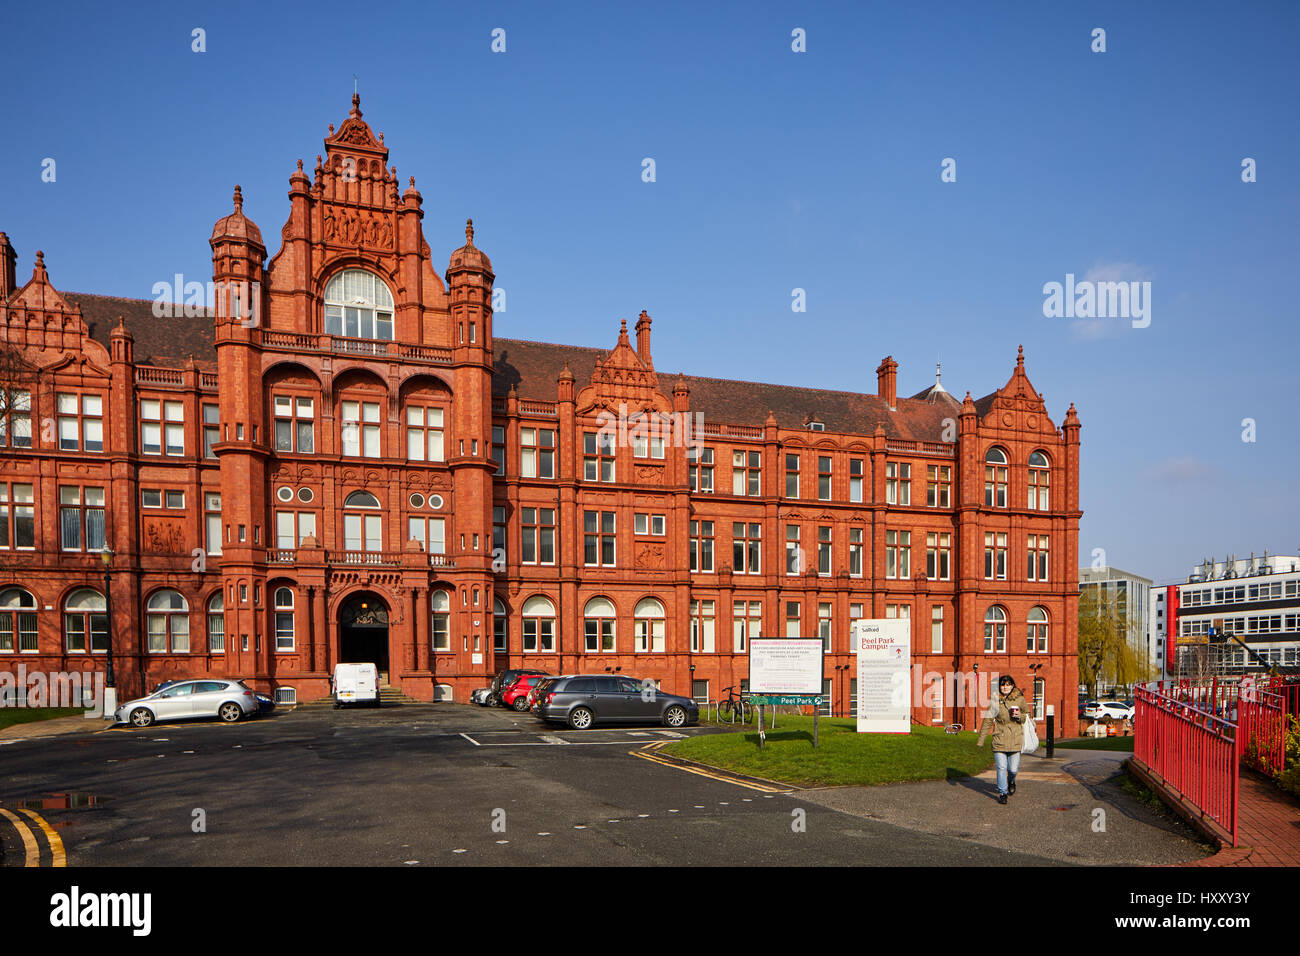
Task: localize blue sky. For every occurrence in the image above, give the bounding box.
[2,0,1297,583]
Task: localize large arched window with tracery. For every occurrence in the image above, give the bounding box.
[324,269,394,340]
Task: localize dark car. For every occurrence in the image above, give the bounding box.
[491,669,551,707]
[533,674,698,729]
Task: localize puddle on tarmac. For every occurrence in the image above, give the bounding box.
[17,792,110,810]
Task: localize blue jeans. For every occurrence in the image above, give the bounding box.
[994,751,1021,795]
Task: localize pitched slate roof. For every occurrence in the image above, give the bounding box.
[61,293,995,439]
[67,293,216,369]
[494,337,982,440]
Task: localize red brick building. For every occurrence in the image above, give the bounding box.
[0,97,1081,732]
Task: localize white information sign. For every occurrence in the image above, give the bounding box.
[748,638,824,695]
[854,619,911,733]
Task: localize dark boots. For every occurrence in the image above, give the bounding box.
[1008,774,1017,796]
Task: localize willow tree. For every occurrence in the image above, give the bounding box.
[1078,585,1146,696]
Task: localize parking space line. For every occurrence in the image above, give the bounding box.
[459,733,481,746]
[629,744,793,793]
[18,809,66,867]
[0,807,40,867]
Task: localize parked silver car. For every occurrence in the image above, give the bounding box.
[114,679,261,727]
[533,674,698,729]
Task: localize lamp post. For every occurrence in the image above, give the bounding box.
[100,546,117,718]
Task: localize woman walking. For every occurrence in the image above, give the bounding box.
[977,674,1030,805]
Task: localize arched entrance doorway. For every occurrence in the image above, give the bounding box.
[338,592,390,685]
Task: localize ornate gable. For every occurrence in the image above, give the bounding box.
[984,345,1057,434]
[576,317,669,414]
[6,251,82,325]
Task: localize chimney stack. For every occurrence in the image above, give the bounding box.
[0,233,16,302]
[876,355,898,410]
[635,310,652,365]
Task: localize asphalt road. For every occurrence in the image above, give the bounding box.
[0,703,1200,867]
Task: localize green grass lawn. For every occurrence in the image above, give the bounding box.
[663,716,992,787]
[0,707,84,732]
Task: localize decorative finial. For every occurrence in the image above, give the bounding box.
[620,318,627,332]
[297,158,304,171]
[935,362,942,386]
[409,176,415,188]
[465,219,475,244]
[35,250,44,266]
[1017,344,1024,368]
[232,185,243,213]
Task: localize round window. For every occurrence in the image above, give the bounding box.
[429,494,444,509]
[409,493,425,509]
[276,487,293,502]
[298,488,314,503]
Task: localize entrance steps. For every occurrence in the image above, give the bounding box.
[299,685,427,708]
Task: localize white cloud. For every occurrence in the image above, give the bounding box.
[1144,456,1220,485]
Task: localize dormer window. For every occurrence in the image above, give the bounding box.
[324,269,394,340]
[807,420,824,431]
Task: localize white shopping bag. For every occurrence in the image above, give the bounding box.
[1021,713,1039,753]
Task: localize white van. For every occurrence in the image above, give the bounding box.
[332,662,380,708]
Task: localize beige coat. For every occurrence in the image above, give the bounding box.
[978,687,1029,752]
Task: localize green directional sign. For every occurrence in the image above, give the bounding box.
[749,695,821,706]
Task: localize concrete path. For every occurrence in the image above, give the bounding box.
[796,748,1214,866]
[0,715,109,743]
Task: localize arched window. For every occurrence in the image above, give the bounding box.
[1028,451,1050,510]
[274,588,295,651]
[147,590,190,653]
[343,491,383,556]
[207,592,225,653]
[984,447,1008,508]
[0,588,37,653]
[521,596,555,653]
[64,589,108,653]
[1027,606,1049,654]
[324,269,394,340]
[634,598,665,653]
[431,589,451,651]
[983,605,1007,654]
[583,597,616,653]
[493,598,507,653]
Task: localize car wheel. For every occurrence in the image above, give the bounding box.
[664,705,687,728]
[568,707,593,730]
[513,696,530,712]
[219,702,243,723]
[130,707,154,728]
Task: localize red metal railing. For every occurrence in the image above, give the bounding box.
[1134,682,1240,845]
[1133,675,1296,846]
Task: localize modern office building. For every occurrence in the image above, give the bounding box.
[1171,553,1300,678]
[1079,565,1154,690]
[0,97,1083,731]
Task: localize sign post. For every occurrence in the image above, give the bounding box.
[853,619,911,734]
[748,638,824,748]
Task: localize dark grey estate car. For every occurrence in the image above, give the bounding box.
[534,674,698,729]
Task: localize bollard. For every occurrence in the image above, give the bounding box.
[1046,704,1055,758]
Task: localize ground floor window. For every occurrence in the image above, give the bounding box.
[0,588,38,652]
[522,596,555,652]
[64,589,108,653]
[634,598,665,652]
[431,590,450,651]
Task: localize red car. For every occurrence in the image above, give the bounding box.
[502,674,549,712]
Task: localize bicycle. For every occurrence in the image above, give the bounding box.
[717,685,750,724]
